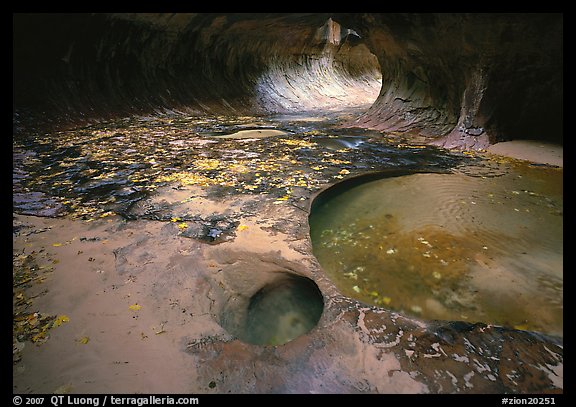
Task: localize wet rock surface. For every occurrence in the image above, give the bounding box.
[12,113,562,394]
[12,113,463,222]
[13,13,563,394]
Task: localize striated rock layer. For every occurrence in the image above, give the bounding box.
[14,13,562,148]
[13,14,380,128]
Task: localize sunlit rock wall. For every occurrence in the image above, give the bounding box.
[13,14,381,124]
[254,18,382,112]
[14,13,562,147]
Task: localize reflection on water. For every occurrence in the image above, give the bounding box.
[310,167,563,337]
[12,111,462,221]
[13,110,562,337]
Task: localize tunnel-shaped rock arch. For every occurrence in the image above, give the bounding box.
[13,14,382,126]
[12,13,563,394]
[14,13,562,149]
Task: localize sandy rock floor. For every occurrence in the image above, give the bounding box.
[13,133,563,394]
[486,140,563,167]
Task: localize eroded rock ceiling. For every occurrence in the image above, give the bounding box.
[12,13,564,394]
[13,13,562,148]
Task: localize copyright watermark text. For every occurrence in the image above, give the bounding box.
[13,396,199,407]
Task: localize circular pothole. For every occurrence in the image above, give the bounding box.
[221,273,324,346]
[309,168,563,336]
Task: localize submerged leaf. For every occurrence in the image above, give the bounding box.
[53,315,70,327]
[129,304,142,311]
[53,384,73,394]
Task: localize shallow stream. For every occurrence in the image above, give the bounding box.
[13,110,563,339]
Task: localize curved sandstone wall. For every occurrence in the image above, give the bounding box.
[343,13,563,148]
[13,13,562,148]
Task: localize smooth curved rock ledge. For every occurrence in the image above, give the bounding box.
[487,141,563,168]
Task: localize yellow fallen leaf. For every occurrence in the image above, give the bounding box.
[238,225,249,232]
[177,222,188,230]
[170,217,181,222]
[31,331,48,343]
[52,243,63,247]
[194,158,220,170]
[282,139,316,148]
[27,314,39,326]
[129,304,142,311]
[77,336,90,344]
[53,315,70,327]
[53,384,73,394]
[229,163,249,173]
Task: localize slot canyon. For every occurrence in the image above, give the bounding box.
[13,13,563,395]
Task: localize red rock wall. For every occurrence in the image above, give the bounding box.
[341,13,563,147]
[13,13,562,147]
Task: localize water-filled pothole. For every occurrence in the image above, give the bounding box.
[309,166,563,337]
[221,273,324,346]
